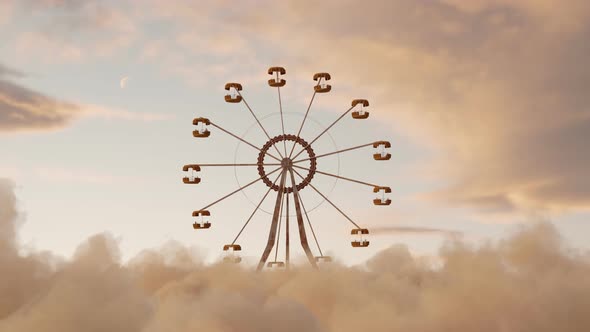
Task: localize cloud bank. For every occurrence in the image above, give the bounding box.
[1,178,590,331]
[371,226,463,238]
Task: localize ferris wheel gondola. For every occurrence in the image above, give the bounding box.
[351,99,370,119]
[351,228,370,247]
[224,83,243,103]
[268,66,286,87]
[373,141,391,161]
[223,244,242,263]
[192,210,211,229]
[267,261,286,269]
[313,72,331,93]
[373,186,392,206]
[192,117,211,138]
[182,164,201,184]
[315,256,332,263]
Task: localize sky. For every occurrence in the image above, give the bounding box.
[1,1,590,331]
[1,0,590,268]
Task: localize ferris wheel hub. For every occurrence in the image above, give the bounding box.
[281,157,293,169]
[258,134,317,193]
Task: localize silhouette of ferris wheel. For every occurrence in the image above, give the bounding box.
[183,67,391,271]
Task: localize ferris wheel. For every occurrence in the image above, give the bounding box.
[182,67,391,271]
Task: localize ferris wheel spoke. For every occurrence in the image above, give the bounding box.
[293,142,375,164]
[293,165,379,188]
[277,87,288,156]
[196,163,282,167]
[291,105,355,160]
[237,91,285,159]
[295,188,323,257]
[285,192,290,265]
[209,122,282,162]
[199,166,282,211]
[231,169,284,245]
[287,78,323,159]
[292,168,362,229]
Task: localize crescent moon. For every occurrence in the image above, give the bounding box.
[120,76,129,89]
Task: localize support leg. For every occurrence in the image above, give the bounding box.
[257,170,287,271]
[286,193,290,270]
[289,169,318,269]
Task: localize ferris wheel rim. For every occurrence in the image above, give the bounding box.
[257,134,317,193]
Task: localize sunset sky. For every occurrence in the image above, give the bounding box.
[1,0,589,266]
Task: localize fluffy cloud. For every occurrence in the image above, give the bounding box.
[248,0,590,214]
[371,226,462,238]
[0,179,17,251]
[162,0,589,214]
[0,64,81,132]
[2,179,590,331]
[0,64,23,78]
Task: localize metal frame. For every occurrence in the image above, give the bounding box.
[182,67,391,271]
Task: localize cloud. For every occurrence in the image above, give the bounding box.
[186,0,590,214]
[0,65,81,132]
[105,0,590,214]
[371,226,463,238]
[0,64,24,78]
[2,178,590,331]
[0,63,172,133]
[0,179,54,320]
[0,179,17,251]
[5,0,590,212]
[282,0,590,213]
[11,1,136,62]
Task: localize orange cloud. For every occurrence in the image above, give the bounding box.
[1,178,590,331]
[198,0,590,214]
